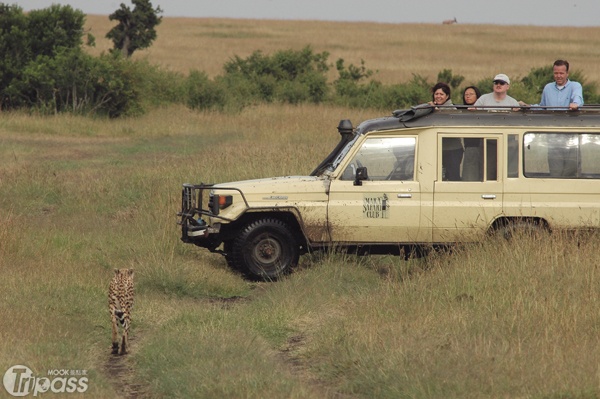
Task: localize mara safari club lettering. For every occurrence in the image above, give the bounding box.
[363,194,389,219]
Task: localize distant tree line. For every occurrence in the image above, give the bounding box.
[0,3,598,117]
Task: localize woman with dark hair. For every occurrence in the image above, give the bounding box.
[429,82,454,107]
[461,86,484,181]
[429,83,462,180]
[462,85,481,107]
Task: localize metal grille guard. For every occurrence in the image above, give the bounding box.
[177,183,248,226]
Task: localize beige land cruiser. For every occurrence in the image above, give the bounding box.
[178,105,600,280]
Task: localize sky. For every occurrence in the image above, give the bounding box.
[14,0,600,27]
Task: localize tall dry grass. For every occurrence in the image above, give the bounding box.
[0,104,353,397]
[296,233,600,397]
[85,15,600,86]
[3,103,600,397]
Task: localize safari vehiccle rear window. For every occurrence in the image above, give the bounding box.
[523,132,600,179]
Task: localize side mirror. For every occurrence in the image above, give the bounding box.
[354,166,368,186]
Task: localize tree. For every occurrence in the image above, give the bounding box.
[0,4,28,109]
[0,4,88,110]
[27,5,86,57]
[106,0,162,58]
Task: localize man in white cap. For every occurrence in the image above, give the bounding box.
[473,74,520,109]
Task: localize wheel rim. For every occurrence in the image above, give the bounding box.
[252,235,282,266]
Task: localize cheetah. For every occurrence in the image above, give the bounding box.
[108,268,134,355]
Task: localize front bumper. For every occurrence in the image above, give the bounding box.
[177,183,246,248]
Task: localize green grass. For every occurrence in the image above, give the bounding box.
[1,105,600,398]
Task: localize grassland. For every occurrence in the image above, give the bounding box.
[85,15,600,87]
[1,16,600,399]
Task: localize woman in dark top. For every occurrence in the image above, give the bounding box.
[462,86,484,181]
[462,86,481,108]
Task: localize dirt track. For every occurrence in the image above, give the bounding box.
[103,335,146,399]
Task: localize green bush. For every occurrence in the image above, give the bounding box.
[18,50,144,117]
[0,3,187,117]
[186,70,227,111]
[0,4,29,109]
[221,46,330,105]
[0,4,88,110]
[302,71,329,103]
[27,4,86,57]
[437,69,465,93]
[276,80,311,104]
[385,74,432,109]
[333,68,464,110]
[126,59,186,108]
[332,58,390,109]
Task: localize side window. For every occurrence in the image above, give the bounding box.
[442,136,498,182]
[442,138,465,181]
[524,132,600,178]
[340,137,416,181]
[462,138,483,181]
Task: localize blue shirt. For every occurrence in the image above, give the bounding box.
[539,80,584,108]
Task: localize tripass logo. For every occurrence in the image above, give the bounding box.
[3,365,88,396]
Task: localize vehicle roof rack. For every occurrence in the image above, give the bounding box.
[393,104,600,121]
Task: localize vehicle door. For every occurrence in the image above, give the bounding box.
[327,136,431,243]
[433,133,504,241]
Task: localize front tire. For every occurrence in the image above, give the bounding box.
[495,219,546,240]
[231,218,299,281]
[223,240,237,269]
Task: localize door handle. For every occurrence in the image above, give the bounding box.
[481,194,496,200]
[397,194,412,198]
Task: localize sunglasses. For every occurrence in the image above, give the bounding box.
[493,81,508,86]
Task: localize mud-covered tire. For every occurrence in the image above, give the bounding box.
[230,218,299,281]
[223,240,237,269]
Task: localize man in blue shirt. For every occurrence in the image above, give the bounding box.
[520,60,584,177]
[520,59,584,110]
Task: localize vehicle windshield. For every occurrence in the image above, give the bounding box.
[311,133,360,176]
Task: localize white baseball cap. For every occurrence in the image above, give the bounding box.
[493,73,510,84]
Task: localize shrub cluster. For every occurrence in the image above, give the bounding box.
[163,48,600,113]
[186,47,329,112]
[0,4,151,117]
[1,4,598,117]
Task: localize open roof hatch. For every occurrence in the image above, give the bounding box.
[393,104,435,121]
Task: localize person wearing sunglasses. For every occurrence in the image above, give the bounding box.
[473,74,520,110]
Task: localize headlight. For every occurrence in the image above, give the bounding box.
[209,194,233,215]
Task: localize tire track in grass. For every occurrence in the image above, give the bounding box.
[102,334,146,399]
[209,287,355,398]
[278,333,356,399]
[100,285,353,398]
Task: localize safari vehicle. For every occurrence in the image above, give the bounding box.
[178,105,600,280]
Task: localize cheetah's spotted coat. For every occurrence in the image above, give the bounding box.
[109,268,134,355]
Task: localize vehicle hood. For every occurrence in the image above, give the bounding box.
[213,175,330,197]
